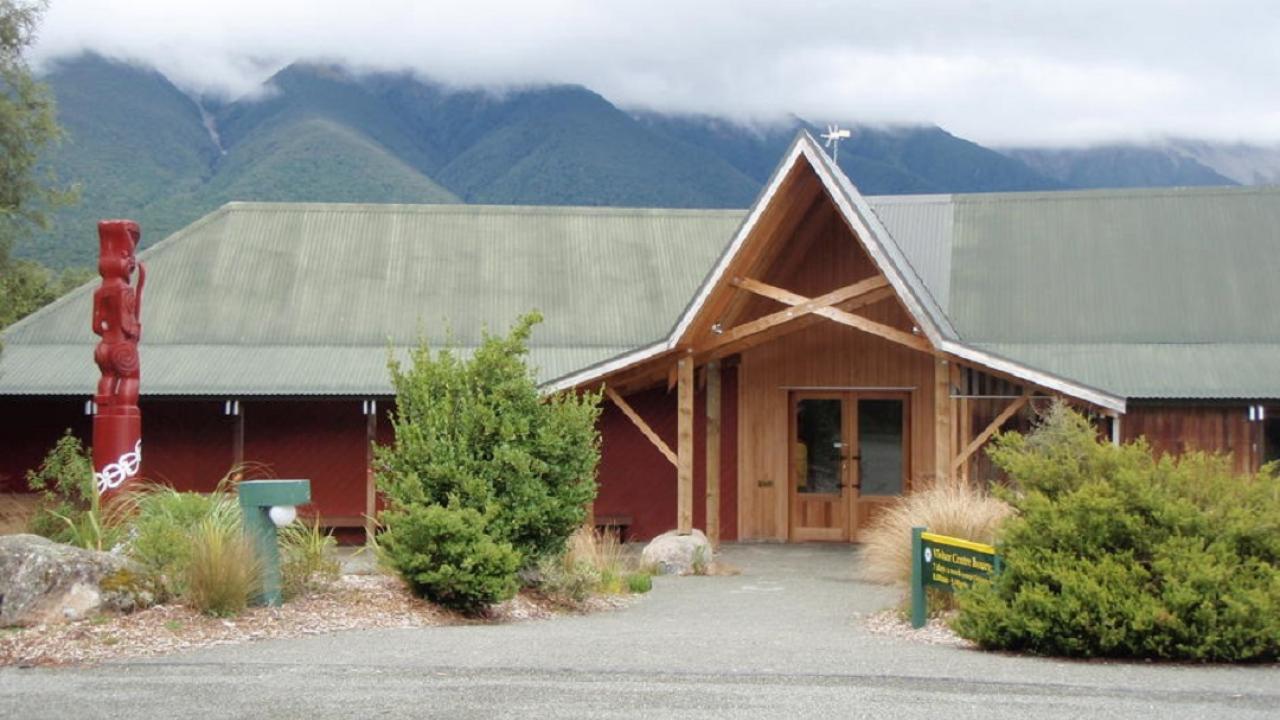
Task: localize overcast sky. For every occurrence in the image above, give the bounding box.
[29,0,1280,146]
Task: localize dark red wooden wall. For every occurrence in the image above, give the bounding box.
[0,398,91,493]
[142,401,236,491]
[244,400,369,518]
[1121,403,1276,474]
[594,364,739,541]
[0,398,370,521]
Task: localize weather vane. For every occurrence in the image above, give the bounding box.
[821,124,851,163]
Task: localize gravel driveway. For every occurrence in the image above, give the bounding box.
[2,544,1276,719]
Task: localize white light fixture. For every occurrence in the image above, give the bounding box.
[268,505,297,528]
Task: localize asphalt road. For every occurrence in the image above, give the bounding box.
[2,545,1277,719]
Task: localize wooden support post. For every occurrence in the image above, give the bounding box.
[705,360,721,548]
[231,400,244,480]
[957,378,971,483]
[949,363,960,482]
[934,357,951,487]
[677,357,694,535]
[365,399,378,542]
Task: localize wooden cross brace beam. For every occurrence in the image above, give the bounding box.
[702,275,889,352]
[732,276,933,353]
[951,389,1030,473]
[694,286,896,365]
[604,385,678,468]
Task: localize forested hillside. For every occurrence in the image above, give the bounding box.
[24,53,1266,270]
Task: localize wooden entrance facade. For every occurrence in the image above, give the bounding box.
[576,134,1125,544]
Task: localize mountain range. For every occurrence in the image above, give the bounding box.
[21,53,1280,269]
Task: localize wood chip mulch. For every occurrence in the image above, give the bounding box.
[0,574,632,667]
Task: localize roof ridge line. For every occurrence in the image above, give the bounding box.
[221,201,749,216]
[949,184,1277,204]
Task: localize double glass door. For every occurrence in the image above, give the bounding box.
[790,391,908,541]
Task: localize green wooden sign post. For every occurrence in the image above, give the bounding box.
[238,479,311,607]
[910,526,1002,628]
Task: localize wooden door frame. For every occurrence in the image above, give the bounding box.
[787,389,912,542]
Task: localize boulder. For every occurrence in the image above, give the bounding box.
[641,529,712,575]
[0,534,147,627]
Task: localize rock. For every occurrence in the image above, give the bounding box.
[0,534,144,627]
[641,529,712,575]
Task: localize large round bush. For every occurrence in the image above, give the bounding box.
[952,404,1280,662]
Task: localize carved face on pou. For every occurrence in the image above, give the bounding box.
[97,221,141,281]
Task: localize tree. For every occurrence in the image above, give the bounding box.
[376,312,602,566]
[1,0,76,330]
[0,258,90,327]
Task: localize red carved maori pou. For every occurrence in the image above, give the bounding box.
[92,220,145,498]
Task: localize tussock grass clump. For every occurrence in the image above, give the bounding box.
[625,572,653,594]
[860,481,1011,586]
[184,516,261,617]
[279,516,340,600]
[538,526,650,601]
[112,475,242,600]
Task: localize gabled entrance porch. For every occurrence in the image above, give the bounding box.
[573,132,1125,544]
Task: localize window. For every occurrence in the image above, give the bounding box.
[1265,407,1280,464]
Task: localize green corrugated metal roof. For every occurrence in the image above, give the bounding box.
[946,186,1280,344]
[973,343,1280,400]
[0,203,742,394]
[4,183,1279,401]
[868,185,1280,400]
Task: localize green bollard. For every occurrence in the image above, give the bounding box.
[237,479,311,607]
[910,526,926,629]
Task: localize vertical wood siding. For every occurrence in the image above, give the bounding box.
[244,401,370,518]
[141,401,237,491]
[1122,404,1262,474]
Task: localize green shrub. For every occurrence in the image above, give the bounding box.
[952,403,1280,662]
[279,516,341,600]
[185,516,261,617]
[379,504,520,613]
[375,312,602,567]
[26,431,120,550]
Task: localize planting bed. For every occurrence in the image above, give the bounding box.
[0,573,630,666]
